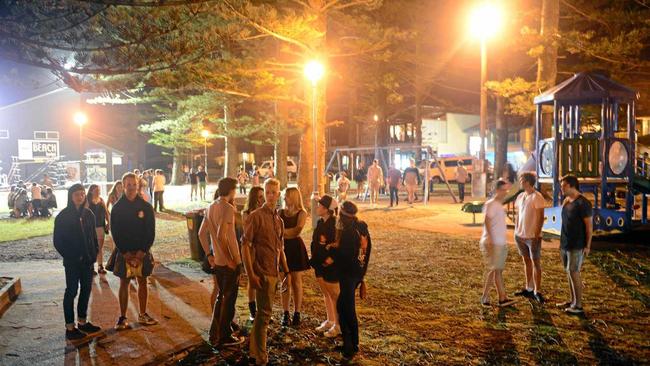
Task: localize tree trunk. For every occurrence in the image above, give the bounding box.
[225,136,239,178]
[171,147,185,185]
[494,95,508,179]
[275,102,289,188]
[536,0,560,88]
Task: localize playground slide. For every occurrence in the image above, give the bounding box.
[633,174,650,194]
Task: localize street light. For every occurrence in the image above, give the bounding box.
[73,111,87,182]
[468,1,503,197]
[305,60,325,228]
[201,129,209,170]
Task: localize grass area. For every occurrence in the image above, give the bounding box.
[172,206,649,365]
[0,218,54,242]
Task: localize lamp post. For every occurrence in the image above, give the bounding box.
[469,2,503,197]
[305,60,325,228]
[201,130,209,171]
[73,111,87,183]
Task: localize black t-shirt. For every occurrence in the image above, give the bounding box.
[560,195,593,250]
[189,172,198,185]
[196,171,207,182]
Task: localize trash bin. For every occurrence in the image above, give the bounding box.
[186,209,206,261]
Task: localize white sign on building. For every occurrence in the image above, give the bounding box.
[18,140,59,160]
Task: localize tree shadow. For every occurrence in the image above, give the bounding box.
[587,251,650,308]
[527,301,578,365]
[578,316,635,365]
[148,264,213,317]
[479,306,521,365]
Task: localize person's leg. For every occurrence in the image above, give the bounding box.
[494,270,507,302]
[160,191,164,210]
[561,250,575,305]
[317,278,333,324]
[63,265,81,329]
[209,273,223,343]
[481,270,495,303]
[281,274,292,312]
[531,239,543,294]
[118,277,129,317]
[250,275,277,364]
[569,250,584,308]
[96,228,105,269]
[217,266,239,343]
[211,274,219,308]
[324,280,340,326]
[389,187,394,206]
[522,256,534,290]
[77,263,94,324]
[337,275,357,355]
[247,281,256,319]
[291,271,303,313]
[136,276,149,315]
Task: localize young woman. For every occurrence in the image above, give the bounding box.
[139,174,151,203]
[310,195,341,337]
[242,186,265,321]
[335,201,371,359]
[85,185,110,274]
[107,181,124,212]
[280,187,310,326]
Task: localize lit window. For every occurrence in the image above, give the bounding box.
[34,131,59,140]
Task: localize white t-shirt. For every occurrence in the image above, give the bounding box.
[514,190,545,238]
[480,198,506,246]
[337,177,350,192]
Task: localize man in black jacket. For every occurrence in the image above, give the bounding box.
[110,172,157,330]
[53,184,102,340]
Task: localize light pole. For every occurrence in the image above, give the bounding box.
[305,60,325,228]
[201,129,209,171]
[74,111,87,183]
[469,2,503,197]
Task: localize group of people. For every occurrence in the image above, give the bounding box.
[53,172,158,341]
[480,172,593,314]
[130,168,167,212]
[7,179,58,218]
[198,177,371,364]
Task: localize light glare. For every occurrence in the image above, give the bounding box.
[304,60,325,84]
[73,111,87,126]
[468,3,503,39]
[201,130,210,138]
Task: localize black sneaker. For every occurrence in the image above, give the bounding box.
[66,328,87,340]
[281,311,290,327]
[78,322,101,334]
[514,289,534,298]
[533,292,546,303]
[292,312,301,326]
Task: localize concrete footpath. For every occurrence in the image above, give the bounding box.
[0,260,214,366]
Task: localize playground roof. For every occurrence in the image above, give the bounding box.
[534,72,638,105]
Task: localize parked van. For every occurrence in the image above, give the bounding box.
[259,158,298,179]
[419,156,477,184]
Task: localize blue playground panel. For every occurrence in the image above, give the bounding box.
[543,206,630,235]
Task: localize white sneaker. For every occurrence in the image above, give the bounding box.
[324,324,341,338]
[315,320,333,332]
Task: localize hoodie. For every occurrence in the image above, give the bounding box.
[53,184,98,266]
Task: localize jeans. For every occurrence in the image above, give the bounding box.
[153,191,164,211]
[239,185,246,195]
[389,186,399,206]
[338,274,361,355]
[209,265,241,344]
[458,183,465,201]
[63,262,94,326]
[250,274,277,364]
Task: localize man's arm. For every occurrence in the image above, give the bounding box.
[535,207,545,238]
[198,209,213,260]
[241,214,260,288]
[583,216,593,256]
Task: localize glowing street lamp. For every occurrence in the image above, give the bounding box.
[304,60,325,228]
[201,129,210,170]
[468,1,503,197]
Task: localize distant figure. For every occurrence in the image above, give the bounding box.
[189,168,199,201]
[455,162,468,203]
[354,162,366,199]
[85,184,110,275]
[336,172,350,202]
[237,168,250,195]
[31,182,42,217]
[153,169,166,212]
[403,160,420,205]
[386,164,401,207]
[252,165,261,187]
[366,159,384,207]
[42,187,58,216]
[107,181,124,213]
[197,165,208,201]
[42,174,53,188]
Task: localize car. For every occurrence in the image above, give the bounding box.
[258,158,298,179]
[419,156,477,184]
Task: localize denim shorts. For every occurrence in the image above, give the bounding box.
[561,249,584,273]
[515,236,542,260]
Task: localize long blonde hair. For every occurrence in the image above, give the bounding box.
[284,187,306,213]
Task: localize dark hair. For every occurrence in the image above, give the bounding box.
[218,177,237,197]
[86,184,101,205]
[245,186,265,214]
[495,179,509,190]
[519,172,537,186]
[561,175,580,190]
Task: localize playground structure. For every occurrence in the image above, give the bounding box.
[534,72,650,234]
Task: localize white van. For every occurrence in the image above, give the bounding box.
[259,158,298,179]
[419,156,477,184]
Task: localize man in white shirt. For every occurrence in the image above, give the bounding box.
[480,180,515,307]
[513,172,546,303]
[152,169,166,212]
[337,171,351,202]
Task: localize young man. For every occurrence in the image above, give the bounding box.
[197,165,208,201]
[386,164,401,207]
[337,171,351,202]
[110,173,157,330]
[366,159,383,207]
[455,162,468,203]
[242,178,289,366]
[189,168,199,201]
[513,172,546,303]
[31,182,42,217]
[403,160,420,205]
[237,168,250,195]
[354,162,366,199]
[153,169,166,212]
[558,175,593,314]
[480,180,516,307]
[53,184,102,340]
[199,177,244,347]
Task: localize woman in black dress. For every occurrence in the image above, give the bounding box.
[279,187,310,326]
[85,184,110,274]
[310,194,341,337]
